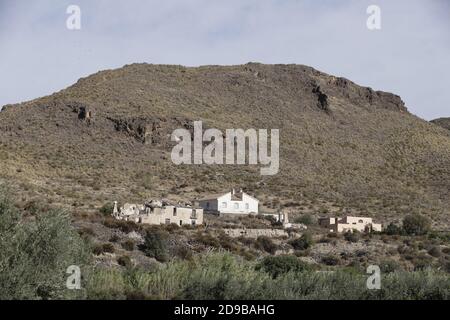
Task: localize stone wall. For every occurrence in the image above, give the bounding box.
[223,228,290,238]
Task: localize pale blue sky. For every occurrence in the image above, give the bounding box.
[1,0,449,120]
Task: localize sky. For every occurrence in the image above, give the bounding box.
[0,0,449,120]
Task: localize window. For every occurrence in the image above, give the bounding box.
[165,218,170,225]
[206,202,210,209]
[191,220,196,226]
[191,209,197,219]
[234,203,239,209]
[222,202,227,208]
[245,203,249,210]
[173,208,177,216]
[358,219,364,223]
[179,220,183,226]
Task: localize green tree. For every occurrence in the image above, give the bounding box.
[344,230,360,243]
[294,214,314,225]
[141,230,169,262]
[255,236,278,254]
[256,255,311,278]
[402,214,431,236]
[289,232,313,250]
[0,190,90,299]
[384,222,403,235]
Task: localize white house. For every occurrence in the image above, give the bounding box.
[198,188,259,215]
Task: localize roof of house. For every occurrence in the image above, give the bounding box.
[199,190,259,202]
[198,192,230,201]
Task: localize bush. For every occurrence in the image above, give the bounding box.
[294,214,314,225]
[289,233,313,250]
[256,255,311,278]
[117,256,132,268]
[93,243,115,255]
[85,252,450,300]
[140,230,169,262]
[379,260,402,273]
[0,191,90,299]
[402,214,431,236]
[428,246,442,258]
[99,202,115,216]
[344,231,360,243]
[255,236,278,254]
[103,218,141,233]
[195,232,221,248]
[121,240,135,251]
[384,222,403,236]
[322,255,340,266]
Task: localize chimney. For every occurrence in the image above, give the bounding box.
[113,201,118,216]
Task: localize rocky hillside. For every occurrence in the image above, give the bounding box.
[1,63,449,227]
[432,118,450,131]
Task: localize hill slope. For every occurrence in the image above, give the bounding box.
[1,63,449,227]
[432,118,450,131]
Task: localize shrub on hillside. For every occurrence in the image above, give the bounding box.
[117,255,132,268]
[103,218,141,233]
[428,246,442,258]
[255,236,278,254]
[121,240,135,251]
[93,243,115,255]
[403,214,431,236]
[256,255,311,278]
[344,231,360,243]
[289,233,313,250]
[322,254,340,266]
[294,214,314,225]
[99,202,114,216]
[384,222,403,236]
[85,252,450,300]
[195,232,221,248]
[0,191,90,299]
[140,230,169,262]
[379,260,402,273]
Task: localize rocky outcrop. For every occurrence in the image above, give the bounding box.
[66,102,94,124]
[431,118,450,131]
[107,116,193,145]
[312,85,330,113]
[323,76,407,112]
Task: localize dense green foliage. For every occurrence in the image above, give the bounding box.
[255,236,278,254]
[0,191,90,299]
[294,214,314,225]
[86,252,450,300]
[99,202,115,216]
[403,214,431,236]
[140,230,169,262]
[289,232,313,250]
[256,255,311,278]
[344,231,360,243]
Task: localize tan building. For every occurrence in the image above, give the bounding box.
[319,216,382,233]
[140,205,203,226]
[113,200,203,226]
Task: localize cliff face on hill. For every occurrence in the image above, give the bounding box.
[432,118,450,131]
[1,63,449,226]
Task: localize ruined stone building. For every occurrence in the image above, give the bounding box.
[319,216,382,233]
[112,200,203,226]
